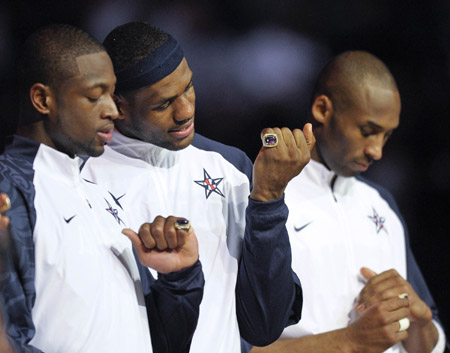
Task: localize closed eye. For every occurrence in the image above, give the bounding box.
[153,100,172,111]
[87,96,100,103]
[360,127,374,137]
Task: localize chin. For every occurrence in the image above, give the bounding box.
[83,145,105,158]
[335,167,360,178]
[167,134,195,151]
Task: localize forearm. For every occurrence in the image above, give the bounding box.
[250,328,356,353]
[402,320,439,353]
[146,259,204,353]
[0,189,41,353]
[236,196,302,346]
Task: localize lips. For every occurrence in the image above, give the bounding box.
[169,121,194,139]
[97,126,114,144]
[353,161,370,172]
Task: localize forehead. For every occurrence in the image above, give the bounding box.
[347,83,401,129]
[134,58,192,101]
[73,51,116,87]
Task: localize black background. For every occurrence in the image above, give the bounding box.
[2,0,450,346]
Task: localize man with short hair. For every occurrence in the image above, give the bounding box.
[0,24,204,353]
[81,21,314,353]
[250,51,447,353]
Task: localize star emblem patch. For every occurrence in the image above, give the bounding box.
[368,208,387,234]
[194,168,225,199]
[105,198,125,226]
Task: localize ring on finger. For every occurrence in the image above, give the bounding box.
[174,218,191,231]
[262,133,278,148]
[0,196,11,214]
[398,317,410,332]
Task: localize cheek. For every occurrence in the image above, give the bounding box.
[187,89,196,104]
[135,112,168,135]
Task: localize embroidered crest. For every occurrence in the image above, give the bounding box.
[368,208,387,234]
[105,198,125,225]
[194,168,225,199]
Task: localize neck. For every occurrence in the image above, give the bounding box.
[16,121,55,150]
[311,145,338,188]
[311,144,326,165]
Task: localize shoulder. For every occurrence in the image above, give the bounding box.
[81,146,148,184]
[86,146,147,169]
[355,176,401,215]
[192,133,253,178]
[0,153,35,194]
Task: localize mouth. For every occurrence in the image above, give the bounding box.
[97,126,114,144]
[168,120,194,139]
[353,161,370,172]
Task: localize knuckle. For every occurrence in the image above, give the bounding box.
[387,268,399,276]
[373,301,384,314]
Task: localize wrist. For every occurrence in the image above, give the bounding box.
[341,325,362,353]
[250,187,284,202]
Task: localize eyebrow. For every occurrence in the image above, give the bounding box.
[366,121,383,130]
[154,73,194,105]
[85,81,116,91]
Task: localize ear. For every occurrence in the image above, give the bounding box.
[29,83,53,115]
[311,94,334,125]
[113,93,129,118]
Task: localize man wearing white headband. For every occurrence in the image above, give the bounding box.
[82,21,315,353]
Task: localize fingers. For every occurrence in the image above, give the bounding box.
[150,216,172,250]
[122,227,147,252]
[360,267,377,280]
[260,127,281,150]
[371,298,410,336]
[302,123,315,152]
[138,223,157,249]
[0,194,11,229]
[358,268,410,307]
[130,216,192,251]
[361,298,410,332]
[0,194,10,214]
[260,125,315,154]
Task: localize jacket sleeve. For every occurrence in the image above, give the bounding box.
[235,196,302,346]
[404,231,448,351]
[136,259,205,353]
[0,181,42,352]
[371,181,448,351]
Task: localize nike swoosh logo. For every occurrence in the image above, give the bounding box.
[64,215,77,224]
[294,222,311,232]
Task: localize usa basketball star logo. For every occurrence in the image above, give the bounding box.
[368,208,387,234]
[194,168,225,199]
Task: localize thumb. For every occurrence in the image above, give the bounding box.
[303,123,316,152]
[122,228,140,249]
[360,267,377,280]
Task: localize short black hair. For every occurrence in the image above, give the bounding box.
[16,24,105,94]
[312,50,398,114]
[103,22,170,73]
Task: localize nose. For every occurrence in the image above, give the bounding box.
[102,95,120,120]
[173,93,195,122]
[365,137,383,161]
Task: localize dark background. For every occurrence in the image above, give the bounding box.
[2,0,450,346]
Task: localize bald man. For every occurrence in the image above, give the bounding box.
[250,51,446,353]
